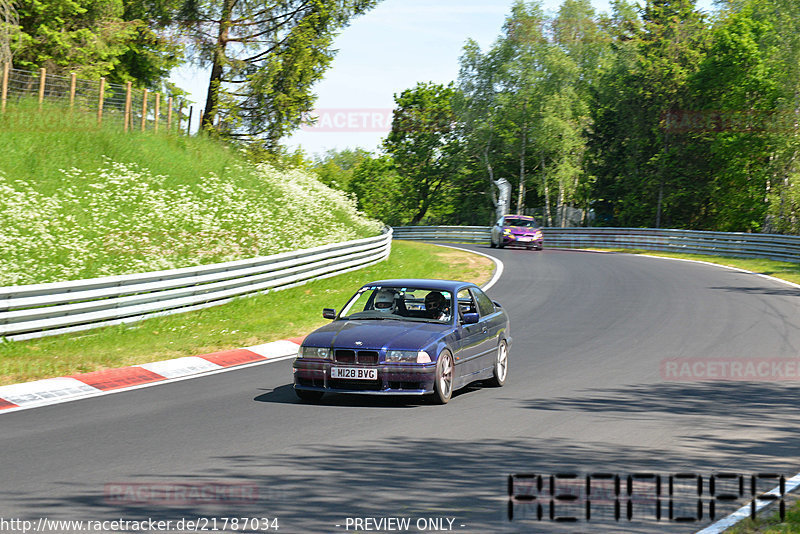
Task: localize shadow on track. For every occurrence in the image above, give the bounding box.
[252,383,486,408]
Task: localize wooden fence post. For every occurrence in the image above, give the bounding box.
[97,77,105,126]
[69,72,76,108]
[38,68,46,110]
[124,81,132,132]
[1,63,8,113]
[167,96,173,131]
[187,105,193,134]
[154,92,160,133]
[140,88,148,131]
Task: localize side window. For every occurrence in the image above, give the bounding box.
[457,289,477,317]
[472,288,495,317]
[496,217,504,226]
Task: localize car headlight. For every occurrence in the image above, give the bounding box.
[298,346,331,359]
[386,350,432,363]
[503,229,511,235]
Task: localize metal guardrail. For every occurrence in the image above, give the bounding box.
[392,226,491,243]
[392,226,800,263]
[0,229,392,341]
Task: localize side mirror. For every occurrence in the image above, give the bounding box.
[323,308,336,320]
[462,312,479,325]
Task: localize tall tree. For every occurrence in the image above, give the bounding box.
[106,0,185,88]
[181,0,378,148]
[348,155,404,225]
[13,0,138,77]
[688,4,779,230]
[589,0,710,228]
[383,82,461,225]
[0,0,17,68]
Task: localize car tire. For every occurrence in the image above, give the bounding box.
[498,240,505,249]
[487,340,508,387]
[295,388,324,402]
[490,236,496,248]
[432,350,454,404]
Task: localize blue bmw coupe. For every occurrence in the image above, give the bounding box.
[292,279,511,404]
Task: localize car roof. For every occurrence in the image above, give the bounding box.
[363,279,477,292]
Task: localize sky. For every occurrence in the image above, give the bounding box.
[170,0,717,158]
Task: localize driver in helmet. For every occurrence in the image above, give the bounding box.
[373,289,396,314]
[424,291,450,320]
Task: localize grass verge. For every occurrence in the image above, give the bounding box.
[0,99,381,284]
[0,241,494,385]
[728,493,800,533]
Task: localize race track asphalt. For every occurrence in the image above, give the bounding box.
[2,246,800,533]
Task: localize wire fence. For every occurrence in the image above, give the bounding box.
[0,64,204,133]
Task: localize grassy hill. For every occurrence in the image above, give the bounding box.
[0,101,382,285]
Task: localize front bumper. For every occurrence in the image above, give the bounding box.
[502,235,543,247]
[293,359,437,395]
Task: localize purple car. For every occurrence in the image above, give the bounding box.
[490,214,543,250]
[292,279,511,404]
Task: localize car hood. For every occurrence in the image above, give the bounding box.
[304,319,451,352]
[506,225,539,234]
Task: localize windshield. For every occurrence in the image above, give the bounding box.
[504,217,538,228]
[339,286,453,324]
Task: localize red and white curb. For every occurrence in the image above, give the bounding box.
[0,337,304,414]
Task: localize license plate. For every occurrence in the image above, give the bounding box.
[331,367,377,380]
[518,237,531,242]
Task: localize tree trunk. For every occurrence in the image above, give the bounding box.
[542,154,552,226]
[517,109,527,213]
[202,0,236,130]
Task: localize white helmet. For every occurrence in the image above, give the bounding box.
[373,290,395,313]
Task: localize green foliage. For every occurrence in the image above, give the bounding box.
[383,82,462,225]
[184,0,380,149]
[13,0,137,77]
[454,0,606,226]
[348,154,404,226]
[312,147,371,190]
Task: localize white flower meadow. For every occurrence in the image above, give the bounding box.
[0,160,382,285]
